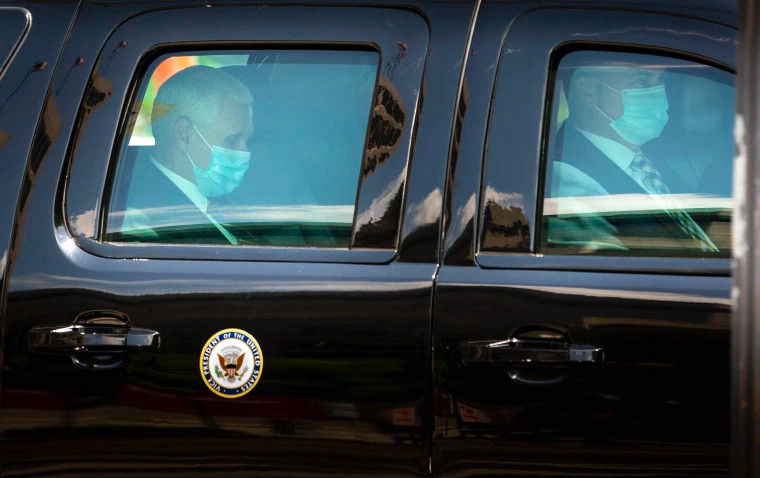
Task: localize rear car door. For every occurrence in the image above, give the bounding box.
[0,2,475,475]
[435,4,735,476]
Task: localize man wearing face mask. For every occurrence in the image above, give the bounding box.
[548,64,718,252]
[120,65,254,244]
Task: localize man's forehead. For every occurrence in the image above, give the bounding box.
[217,97,253,116]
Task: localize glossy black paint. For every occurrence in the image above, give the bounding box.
[396,1,478,263]
[434,267,731,476]
[0,0,80,386]
[0,0,740,476]
[0,0,476,476]
[0,7,30,79]
[435,2,736,476]
[441,2,525,266]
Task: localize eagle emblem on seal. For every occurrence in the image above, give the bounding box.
[218,352,245,379]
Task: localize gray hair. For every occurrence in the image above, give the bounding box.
[151,65,252,142]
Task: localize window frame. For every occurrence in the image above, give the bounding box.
[476,8,736,276]
[62,5,429,263]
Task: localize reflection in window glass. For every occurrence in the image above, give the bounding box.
[105,49,378,247]
[542,51,734,257]
[128,54,250,146]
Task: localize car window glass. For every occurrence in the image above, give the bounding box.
[104,49,378,247]
[541,50,734,258]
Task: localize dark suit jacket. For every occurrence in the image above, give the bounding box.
[552,126,690,196]
[545,125,697,252]
[113,152,232,245]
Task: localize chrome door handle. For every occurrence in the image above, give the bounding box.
[462,339,604,365]
[29,324,160,353]
[28,311,160,370]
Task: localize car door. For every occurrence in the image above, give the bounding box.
[434,4,735,476]
[0,0,80,388]
[0,1,476,475]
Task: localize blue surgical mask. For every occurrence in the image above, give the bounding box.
[187,125,251,198]
[594,79,669,146]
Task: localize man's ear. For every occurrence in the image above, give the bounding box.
[174,117,192,153]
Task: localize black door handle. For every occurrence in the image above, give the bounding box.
[461,338,603,365]
[28,311,160,370]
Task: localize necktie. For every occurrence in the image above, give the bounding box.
[628,154,718,252]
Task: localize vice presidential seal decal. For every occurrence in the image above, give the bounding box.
[200,329,263,398]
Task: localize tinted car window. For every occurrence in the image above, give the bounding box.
[541,50,734,257]
[104,49,378,247]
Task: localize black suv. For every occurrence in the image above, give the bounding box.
[0,0,736,476]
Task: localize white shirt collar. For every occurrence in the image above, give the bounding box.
[150,156,209,214]
[576,127,639,172]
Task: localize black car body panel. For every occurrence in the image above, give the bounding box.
[0,0,737,476]
[435,3,735,476]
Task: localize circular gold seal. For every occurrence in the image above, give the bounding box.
[199,328,263,399]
